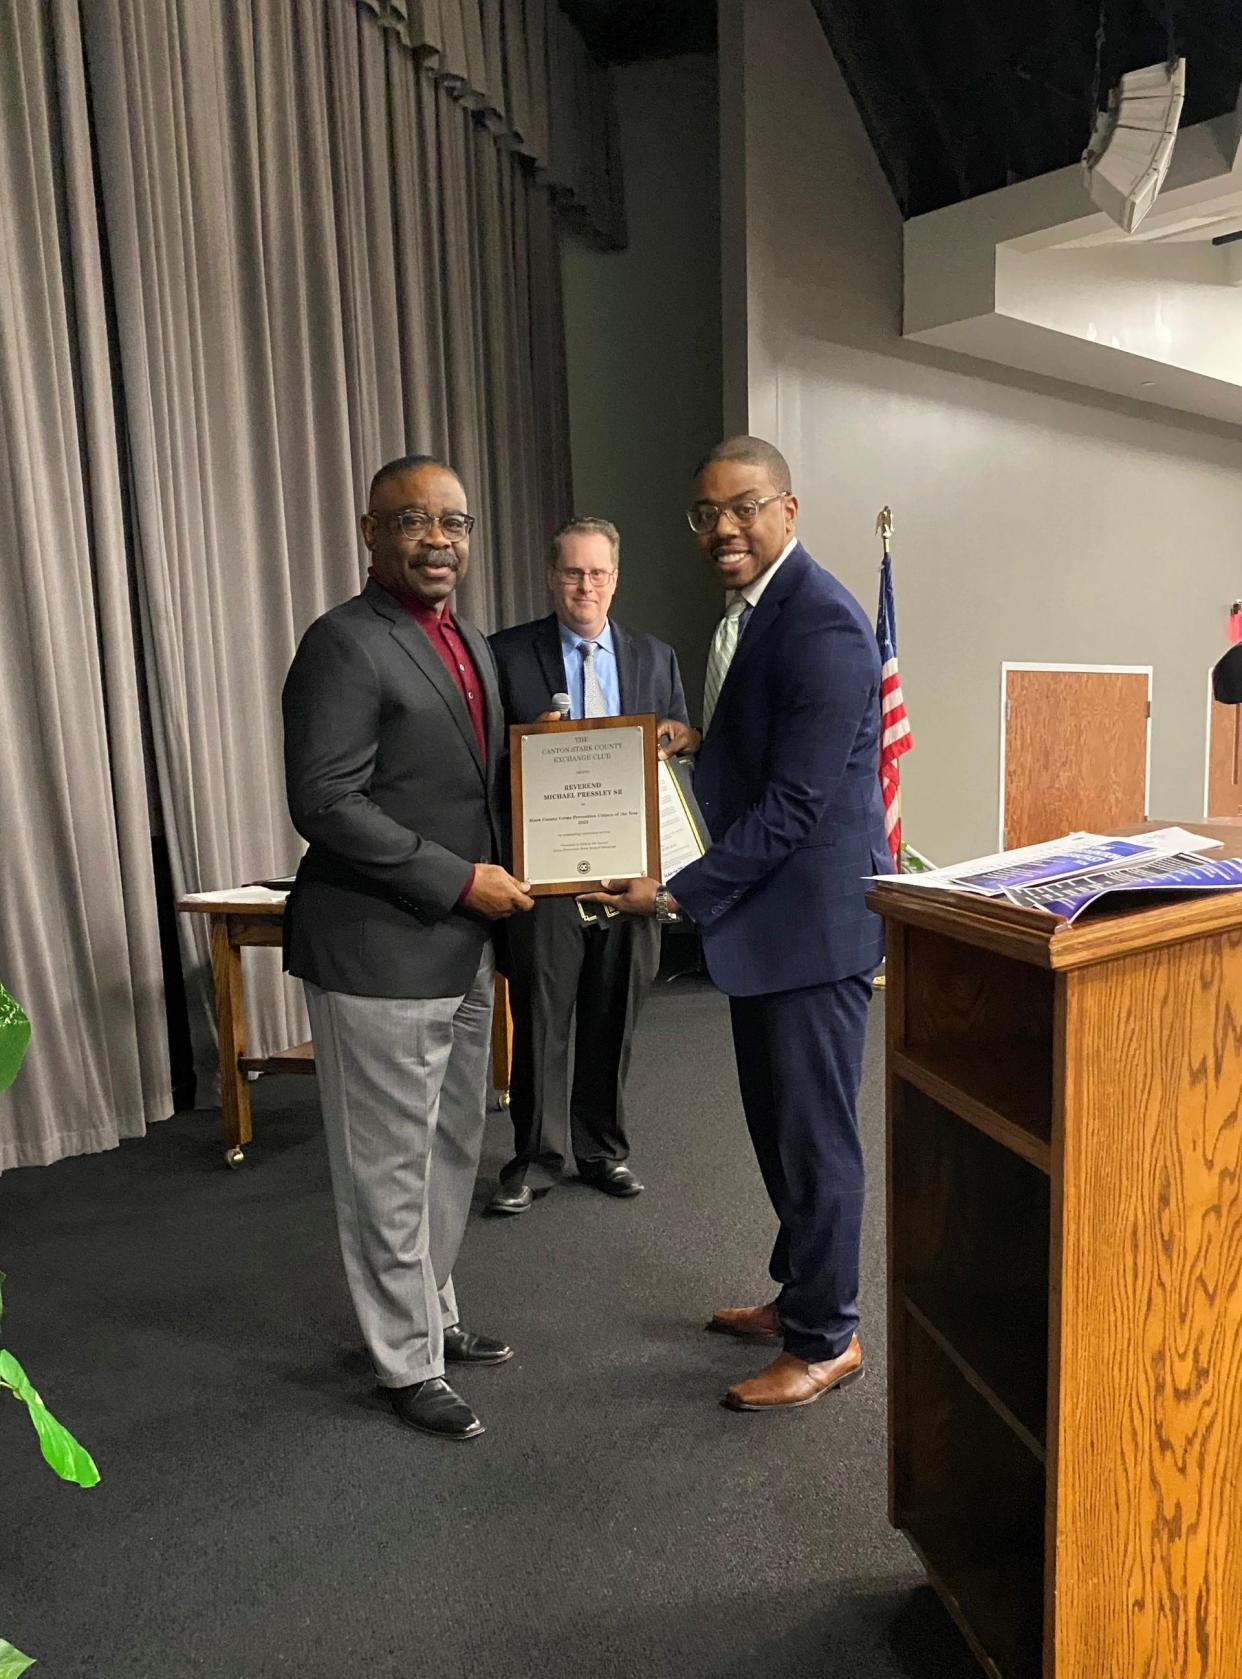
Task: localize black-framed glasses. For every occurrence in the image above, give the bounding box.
[685,492,787,535]
[374,508,475,541]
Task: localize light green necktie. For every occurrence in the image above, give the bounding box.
[702,596,747,732]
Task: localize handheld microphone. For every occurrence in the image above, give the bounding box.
[551,692,572,719]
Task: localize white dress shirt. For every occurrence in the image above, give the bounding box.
[737,535,797,611]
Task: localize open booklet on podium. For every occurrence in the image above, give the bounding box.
[510,715,708,899]
[869,824,1242,923]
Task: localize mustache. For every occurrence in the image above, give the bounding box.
[410,551,460,570]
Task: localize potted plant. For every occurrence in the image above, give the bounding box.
[0,983,100,1677]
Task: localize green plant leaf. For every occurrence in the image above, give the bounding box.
[27,1400,101,1488]
[898,842,936,874]
[0,986,31,1094]
[0,1351,100,1488]
[0,1348,34,1402]
[0,1637,36,1677]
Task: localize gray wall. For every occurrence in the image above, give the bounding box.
[561,54,723,711]
[724,0,1242,863]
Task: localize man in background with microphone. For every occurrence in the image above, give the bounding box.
[486,517,695,1214]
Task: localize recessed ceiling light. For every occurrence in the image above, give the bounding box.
[1140,380,1157,387]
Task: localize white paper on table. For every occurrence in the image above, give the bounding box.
[864,826,1221,892]
[1137,826,1222,855]
[180,884,290,906]
[866,831,1106,890]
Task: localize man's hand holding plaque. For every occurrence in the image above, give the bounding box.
[462,863,534,919]
[580,876,664,916]
[656,718,700,761]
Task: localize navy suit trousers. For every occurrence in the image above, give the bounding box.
[729,971,874,1362]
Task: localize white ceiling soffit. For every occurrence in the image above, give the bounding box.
[903,93,1242,425]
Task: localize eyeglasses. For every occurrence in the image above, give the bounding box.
[552,568,616,587]
[685,493,787,535]
[373,508,475,541]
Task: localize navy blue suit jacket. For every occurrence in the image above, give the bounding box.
[668,544,890,996]
[488,613,689,728]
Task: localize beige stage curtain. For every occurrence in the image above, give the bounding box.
[1,0,596,1164]
[0,0,171,1168]
[80,0,578,1088]
[358,0,626,248]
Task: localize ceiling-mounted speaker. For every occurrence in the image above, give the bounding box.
[1082,58,1186,234]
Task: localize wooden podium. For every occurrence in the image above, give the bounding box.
[869,832,1242,1679]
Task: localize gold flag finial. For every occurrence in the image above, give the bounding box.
[875,506,893,555]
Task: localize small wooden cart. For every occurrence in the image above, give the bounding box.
[179,887,512,1165]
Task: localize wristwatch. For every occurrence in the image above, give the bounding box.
[654,885,681,924]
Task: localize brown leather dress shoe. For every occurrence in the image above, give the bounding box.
[722,1337,865,1411]
[705,1301,782,1345]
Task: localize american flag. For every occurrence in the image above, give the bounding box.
[876,550,912,866]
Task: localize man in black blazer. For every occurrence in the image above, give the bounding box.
[283,453,534,1441]
[485,517,696,1214]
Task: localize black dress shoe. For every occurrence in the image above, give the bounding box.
[486,1181,534,1215]
[387,1377,484,1440]
[443,1326,513,1365]
[579,1162,644,1198]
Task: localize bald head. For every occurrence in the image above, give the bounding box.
[368,452,458,508]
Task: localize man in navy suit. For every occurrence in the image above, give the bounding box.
[485,517,695,1214]
[587,439,890,1411]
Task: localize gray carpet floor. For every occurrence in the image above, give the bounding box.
[0,979,980,1677]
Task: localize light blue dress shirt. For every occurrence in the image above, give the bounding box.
[558,618,621,717]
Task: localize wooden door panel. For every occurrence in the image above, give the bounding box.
[1003,669,1148,850]
[1208,697,1242,819]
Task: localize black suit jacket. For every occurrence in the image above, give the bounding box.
[282,579,504,998]
[488,613,689,730]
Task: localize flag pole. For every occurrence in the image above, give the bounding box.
[875,504,901,852]
[873,506,895,991]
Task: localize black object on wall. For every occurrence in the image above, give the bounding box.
[1213,643,1242,705]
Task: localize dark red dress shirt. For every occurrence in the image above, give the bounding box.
[402,599,487,760]
[375,580,488,903]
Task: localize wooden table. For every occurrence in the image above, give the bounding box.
[179,888,512,1166]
